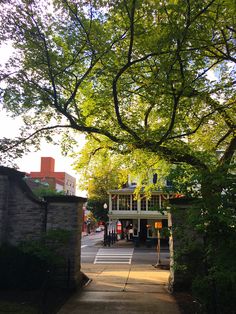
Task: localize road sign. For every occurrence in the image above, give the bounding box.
[155,221,162,229]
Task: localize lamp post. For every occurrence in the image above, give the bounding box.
[103,203,108,246]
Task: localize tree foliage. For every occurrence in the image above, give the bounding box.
[0,0,235,173]
[75,134,174,196]
[0,1,235,309]
[33,186,65,198]
[75,140,127,221]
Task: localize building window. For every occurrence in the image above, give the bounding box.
[119,195,130,211]
[132,195,137,211]
[166,179,172,187]
[153,173,158,184]
[148,195,160,211]
[140,195,146,211]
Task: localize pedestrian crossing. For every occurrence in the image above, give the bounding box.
[94,248,134,264]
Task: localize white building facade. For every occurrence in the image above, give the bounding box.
[108,184,175,244]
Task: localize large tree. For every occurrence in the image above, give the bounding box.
[0,0,235,233]
[0,0,235,309]
[0,0,235,176]
[0,0,235,166]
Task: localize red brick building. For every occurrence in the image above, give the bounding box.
[29,157,76,195]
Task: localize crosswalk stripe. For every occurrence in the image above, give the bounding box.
[94,248,134,264]
[98,253,133,254]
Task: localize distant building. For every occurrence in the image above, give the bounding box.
[108,174,182,244]
[28,157,76,195]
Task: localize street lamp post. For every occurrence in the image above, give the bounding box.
[103,203,108,246]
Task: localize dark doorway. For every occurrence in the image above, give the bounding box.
[139,219,147,243]
[120,219,133,240]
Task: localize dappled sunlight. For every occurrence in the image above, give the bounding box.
[83,265,170,288]
[84,280,125,292]
[97,271,130,278]
[128,270,169,285]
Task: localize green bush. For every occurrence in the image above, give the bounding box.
[172,200,236,313]
[0,244,49,289]
[0,229,72,289]
[173,243,205,290]
[192,272,236,314]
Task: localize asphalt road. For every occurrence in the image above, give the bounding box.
[81,231,170,266]
[81,231,104,248]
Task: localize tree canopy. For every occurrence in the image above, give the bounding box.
[0,1,235,309]
[0,0,235,177]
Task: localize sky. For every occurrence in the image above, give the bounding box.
[0,109,87,196]
[0,42,87,196]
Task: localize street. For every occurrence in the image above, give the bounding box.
[81,231,170,266]
[81,230,104,248]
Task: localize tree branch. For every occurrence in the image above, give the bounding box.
[112,52,159,141]
[157,91,180,145]
[62,0,96,57]
[167,109,218,140]
[135,140,209,171]
[144,103,155,129]
[30,14,60,109]
[205,96,236,130]
[1,125,71,153]
[219,136,236,169]
[191,0,216,23]
[126,0,136,63]
[216,130,232,148]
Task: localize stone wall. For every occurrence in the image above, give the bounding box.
[44,195,84,287]
[168,198,203,292]
[0,166,86,288]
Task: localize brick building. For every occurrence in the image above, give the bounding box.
[29,157,76,195]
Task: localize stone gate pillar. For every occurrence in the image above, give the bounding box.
[0,175,9,244]
[44,195,87,288]
[168,198,199,292]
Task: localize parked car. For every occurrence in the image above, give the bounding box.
[95,226,103,232]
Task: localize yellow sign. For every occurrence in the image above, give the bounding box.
[155,221,162,229]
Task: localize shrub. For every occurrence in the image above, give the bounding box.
[192,272,236,314]
[0,244,49,289]
[0,229,72,289]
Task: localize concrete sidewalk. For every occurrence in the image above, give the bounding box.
[58,263,180,314]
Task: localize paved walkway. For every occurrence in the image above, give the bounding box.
[58,243,180,314]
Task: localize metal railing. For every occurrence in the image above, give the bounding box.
[103,227,117,247]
